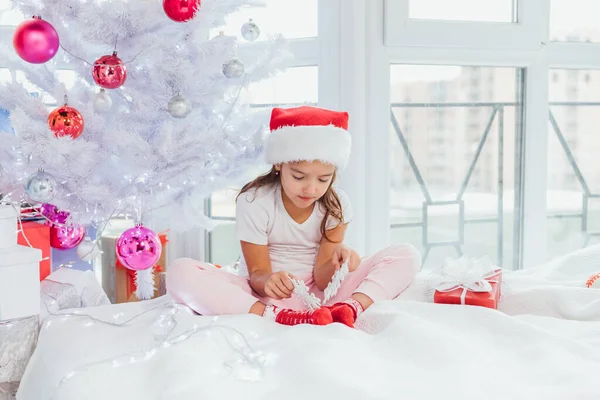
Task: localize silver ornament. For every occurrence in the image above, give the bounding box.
[25,168,57,203]
[93,88,112,113]
[222,59,244,79]
[167,94,192,119]
[241,19,260,41]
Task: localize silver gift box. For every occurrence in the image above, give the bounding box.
[0,315,39,396]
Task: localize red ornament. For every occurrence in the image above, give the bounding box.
[13,16,59,64]
[92,52,127,89]
[163,0,201,22]
[48,105,84,139]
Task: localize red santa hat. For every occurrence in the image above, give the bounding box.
[265,106,351,170]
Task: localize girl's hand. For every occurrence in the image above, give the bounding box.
[331,244,361,272]
[264,271,295,300]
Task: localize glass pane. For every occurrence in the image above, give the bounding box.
[550,0,600,42]
[409,0,515,22]
[0,4,24,26]
[242,66,318,105]
[0,69,78,105]
[208,66,318,265]
[547,69,600,259]
[211,0,318,41]
[390,65,524,270]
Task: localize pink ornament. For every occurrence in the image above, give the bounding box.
[40,203,58,221]
[116,225,162,271]
[40,203,69,224]
[92,52,127,89]
[163,0,201,22]
[13,16,60,64]
[49,223,86,250]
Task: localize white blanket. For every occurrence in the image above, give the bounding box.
[17,246,600,400]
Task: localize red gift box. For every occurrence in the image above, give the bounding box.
[434,268,502,309]
[17,221,51,281]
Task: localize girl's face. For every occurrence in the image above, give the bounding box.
[277,161,335,209]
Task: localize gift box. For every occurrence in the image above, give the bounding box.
[99,224,168,304]
[432,256,502,309]
[17,221,51,281]
[157,271,169,297]
[0,204,19,250]
[41,267,111,315]
[0,267,111,395]
[0,314,39,396]
[0,245,42,322]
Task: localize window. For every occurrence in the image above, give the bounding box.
[390,65,524,269]
[384,0,541,50]
[547,69,600,257]
[0,3,23,25]
[550,0,600,42]
[211,0,318,40]
[408,0,516,22]
[201,1,325,265]
[206,66,318,265]
[8,1,600,270]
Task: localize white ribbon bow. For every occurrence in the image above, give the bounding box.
[434,255,498,305]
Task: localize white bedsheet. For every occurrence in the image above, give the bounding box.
[17,246,600,400]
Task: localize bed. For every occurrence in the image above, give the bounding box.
[16,246,600,400]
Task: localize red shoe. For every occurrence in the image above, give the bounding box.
[327,299,364,328]
[274,307,333,326]
[328,303,357,327]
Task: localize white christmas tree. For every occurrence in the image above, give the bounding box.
[0,0,288,232]
[0,0,289,300]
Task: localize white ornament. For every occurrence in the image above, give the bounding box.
[76,237,103,262]
[291,278,321,311]
[291,262,350,310]
[222,59,244,79]
[135,268,156,300]
[93,89,112,113]
[241,19,260,42]
[167,94,192,118]
[25,168,56,203]
[324,263,349,304]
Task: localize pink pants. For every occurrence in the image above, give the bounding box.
[167,244,421,316]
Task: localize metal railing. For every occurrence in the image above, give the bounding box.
[390,102,519,268]
[390,101,600,268]
[547,102,600,246]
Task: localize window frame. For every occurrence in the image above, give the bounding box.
[362,0,600,268]
[6,1,600,267]
[204,1,333,263]
[384,0,545,51]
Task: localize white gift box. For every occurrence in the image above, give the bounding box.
[0,245,42,321]
[0,204,19,250]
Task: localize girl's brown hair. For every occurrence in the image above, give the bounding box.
[237,165,344,242]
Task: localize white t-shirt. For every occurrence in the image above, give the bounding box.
[235,183,353,278]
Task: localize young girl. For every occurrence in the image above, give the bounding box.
[167,106,420,328]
